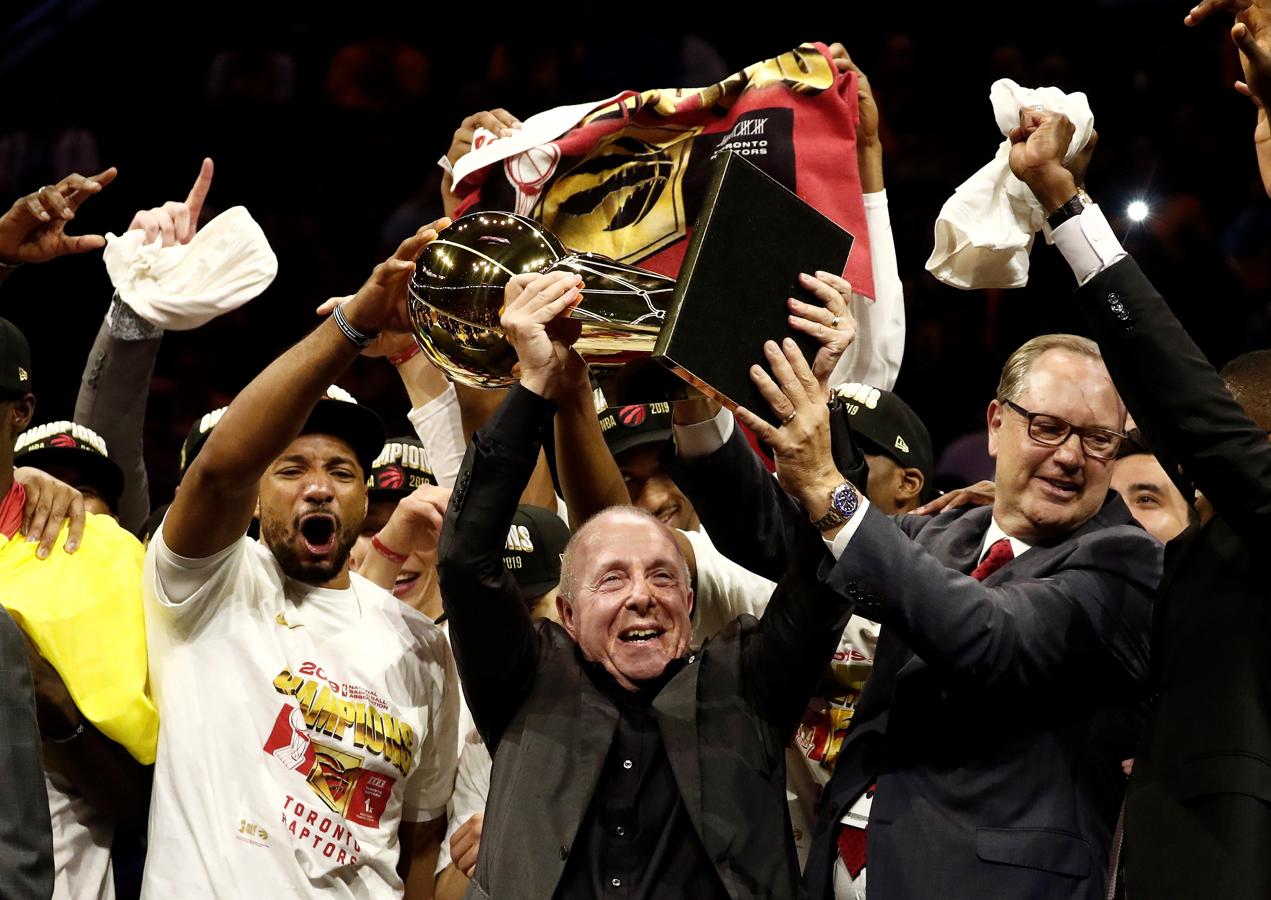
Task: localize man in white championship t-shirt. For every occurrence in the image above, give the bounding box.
[141,223,459,899]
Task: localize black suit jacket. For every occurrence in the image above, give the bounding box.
[437,385,856,900]
[0,608,53,900]
[1077,256,1271,900]
[670,423,1160,900]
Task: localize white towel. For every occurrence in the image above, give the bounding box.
[102,206,277,331]
[925,79,1094,290]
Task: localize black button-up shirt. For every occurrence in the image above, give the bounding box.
[554,658,729,899]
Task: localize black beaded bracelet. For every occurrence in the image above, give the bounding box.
[332,304,376,349]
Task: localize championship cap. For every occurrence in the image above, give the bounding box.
[599,401,674,458]
[504,504,571,600]
[15,420,124,511]
[367,436,436,502]
[179,386,385,479]
[830,382,935,487]
[179,405,229,477]
[301,385,385,478]
[0,318,33,396]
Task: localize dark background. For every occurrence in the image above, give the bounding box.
[2,0,1268,503]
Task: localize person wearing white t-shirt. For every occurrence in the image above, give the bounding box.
[142,224,459,900]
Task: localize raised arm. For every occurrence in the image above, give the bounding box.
[1186,0,1271,194]
[436,271,583,748]
[826,42,905,389]
[74,159,215,532]
[741,334,1157,695]
[1010,108,1271,540]
[665,273,857,579]
[166,221,447,559]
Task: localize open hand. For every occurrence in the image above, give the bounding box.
[735,338,843,512]
[788,271,856,391]
[14,466,86,558]
[340,218,450,337]
[315,294,419,360]
[913,480,996,517]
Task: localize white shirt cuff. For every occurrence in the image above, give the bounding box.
[673,406,734,459]
[822,494,872,560]
[1051,204,1127,286]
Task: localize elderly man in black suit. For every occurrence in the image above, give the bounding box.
[668,325,1161,897]
[434,270,862,900]
[1012,98,1271,899]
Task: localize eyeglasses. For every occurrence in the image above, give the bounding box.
[1001,399,1125,460]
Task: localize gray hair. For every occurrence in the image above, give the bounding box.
[996,333,1103,404]
[558,505,690,600]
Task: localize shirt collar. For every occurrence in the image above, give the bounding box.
[980,517,1032,564]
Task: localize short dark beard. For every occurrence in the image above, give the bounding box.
[261,513,360,586]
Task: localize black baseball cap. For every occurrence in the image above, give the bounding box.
[504,504,571,600]
[367,436,436,502]
[830,382,935,487]
[179,386,385,479]
[0,318,33,397]
[14,420,124,511]
[179,405,229,477]
[599,401,674,457]
[301,386,385,478]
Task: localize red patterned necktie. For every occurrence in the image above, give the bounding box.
[836,784,875,879]
[970,537,1014,581]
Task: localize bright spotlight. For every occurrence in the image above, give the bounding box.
[1127,200,1150,223]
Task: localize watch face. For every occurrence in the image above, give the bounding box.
[832,483,859,517]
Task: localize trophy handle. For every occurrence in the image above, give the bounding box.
[545,253,674,332]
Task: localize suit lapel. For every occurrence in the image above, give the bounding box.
[652,656,703,833]
[569,669,621,838]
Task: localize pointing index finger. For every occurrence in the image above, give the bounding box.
[185,158,214,223]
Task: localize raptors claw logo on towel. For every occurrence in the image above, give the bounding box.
[453,42,875,298]
[554,136,674,232]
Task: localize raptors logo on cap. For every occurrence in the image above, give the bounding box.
[50,434,77,448]
[618,405,647,427]
[376,467,405,490]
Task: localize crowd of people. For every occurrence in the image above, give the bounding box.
[2,3,1271,899]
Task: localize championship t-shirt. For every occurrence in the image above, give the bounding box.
[140,528,459,899]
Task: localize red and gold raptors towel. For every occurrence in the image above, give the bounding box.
[452,42,875,299]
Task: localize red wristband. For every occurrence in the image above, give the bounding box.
[388,342,422,366]
[371,534,409,564]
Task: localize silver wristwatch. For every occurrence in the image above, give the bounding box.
[809,481,860,532]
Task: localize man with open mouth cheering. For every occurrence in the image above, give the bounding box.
[140,222,460,899]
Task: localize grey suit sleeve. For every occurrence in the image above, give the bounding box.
[0,610,53,900]
[74,297,162,532]
[821,505,1158,693]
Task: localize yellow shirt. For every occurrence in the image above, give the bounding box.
[0,514,157,764]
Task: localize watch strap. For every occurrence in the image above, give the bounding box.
[1046,189,1092,231]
